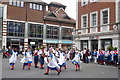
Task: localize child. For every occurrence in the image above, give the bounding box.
[44,48,60,75]
[9,48,18,70]
[72,51,81,71]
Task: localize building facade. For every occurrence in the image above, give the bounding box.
[76,0,120,51]
[0,1,76,50]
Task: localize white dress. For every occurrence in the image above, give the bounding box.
[9,51,18,64]
[58,52,66,66]
[72,53,81,65]
[20,52,32,64]
[47,53,59,69]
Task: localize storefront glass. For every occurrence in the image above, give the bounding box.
[61,27,73,40]
[28,24,43,38]
[46,25,59,39]
[7,21,25,37]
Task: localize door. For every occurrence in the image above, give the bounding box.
[91,40,98,52]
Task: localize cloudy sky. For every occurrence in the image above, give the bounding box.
[43,0,76,20]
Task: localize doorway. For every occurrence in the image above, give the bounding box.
[91,40,98,52]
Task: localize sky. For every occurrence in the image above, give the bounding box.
[43,0,76,20]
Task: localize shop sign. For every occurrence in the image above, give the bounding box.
[30,42,35,45]
[46,40,59,43]
[11,39,20,41]
[62,40,73,44]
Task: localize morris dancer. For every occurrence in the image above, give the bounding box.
[44,48,60,75]
[34,48,39,68]
[113,49,118,66]
[72,51,81,71]
[9,48,18,70]
[106,50,112,65]
[39,46,47,69]
[58,50,66,72]
[20,48,33,70]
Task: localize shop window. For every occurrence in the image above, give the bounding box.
[7,21,25,37]
[46,25,59,39]
[28,24,43,38]
[61,27,73,40]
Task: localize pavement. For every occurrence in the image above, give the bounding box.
[2,55,119,78]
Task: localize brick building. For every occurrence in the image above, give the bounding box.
[0,0,76,50]
[75,0,120,51]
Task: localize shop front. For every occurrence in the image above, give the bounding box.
[61,40,73,49]
[46,40,59,49]
[28,39,43,49]
[7,38,24,50]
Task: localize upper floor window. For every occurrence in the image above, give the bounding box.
[90,0,98,3]
[101,8,110,25]
[90,11,98,27]
[81,14,88,28]
[46,6,48,11]
[29,3,42,11]
[9,0,24,7]
[81,0,88,6]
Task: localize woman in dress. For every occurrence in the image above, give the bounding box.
[72,51,81,71]
[9,48,18,70]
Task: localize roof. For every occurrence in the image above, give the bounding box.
[48,2,66,7]
[44,8,76,24]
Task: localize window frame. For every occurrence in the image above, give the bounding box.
[81,0,88,6]
[100,8,110,25]
[81,14,88,28]
[90,11,98,27]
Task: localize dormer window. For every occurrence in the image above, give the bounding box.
[29,3,42,11]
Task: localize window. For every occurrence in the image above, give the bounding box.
[90,11,98,27]
[29,3,42,11]
[7,21,25,37]
[81,14,88,28]
[0,7,3,38]
[9,0,24,7]
[33,4,36,9]
[61,27,73,40]
[30,3,33,9]
[90,0,98,3]
[28,24,43,38]
[81,0,88,6]
[46,6,48,11]
[46,25,59,39]
[39,5,42,10]
[101,8,109,25]
[36,4,39,10]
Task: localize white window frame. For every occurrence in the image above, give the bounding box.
[39,5,42,10]
[81,14,88,28]
[46,6,48,11]
[33,4,36,10]
[90,11,98,27]
[20,1,24,7]
[100,8,110,25]
[36,4,39,10]
[29,3,33,9]
[81,0,88,6]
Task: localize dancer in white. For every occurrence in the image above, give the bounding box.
[58,50,66,72]
[44,48,60,75]
[20,48,32,70]
[9,48,18,70]
[72,51,81,71]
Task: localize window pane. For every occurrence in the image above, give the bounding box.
[20,1,24,7]
[40,5,42,10]
[33,4,36,9]
[17,0,20,7]
[9,0,13,5]
[13,0,17,6]
[30,3,33,9]
[36,4,39,10]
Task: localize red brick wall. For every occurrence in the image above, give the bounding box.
[78,1,116,32]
